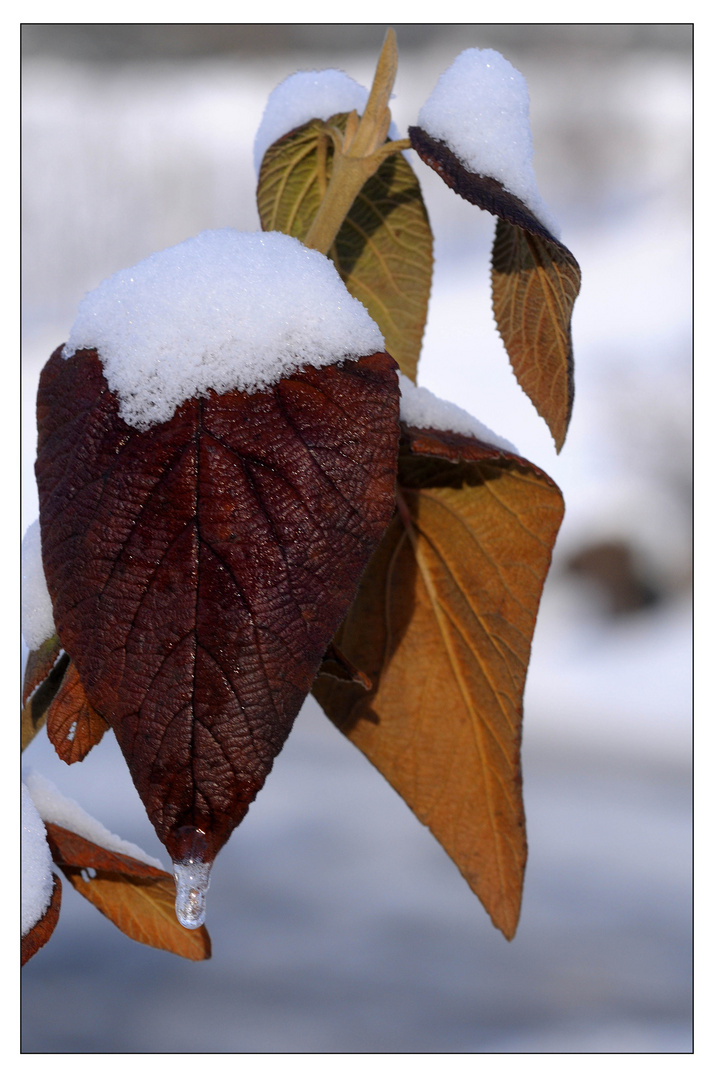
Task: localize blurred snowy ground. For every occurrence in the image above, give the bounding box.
[21,26,692,1053]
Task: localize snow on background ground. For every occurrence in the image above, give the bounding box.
[21,26,692,1053]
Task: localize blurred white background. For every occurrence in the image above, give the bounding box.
[21,24,692,1053]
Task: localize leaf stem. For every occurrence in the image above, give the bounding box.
[302,29,411,256]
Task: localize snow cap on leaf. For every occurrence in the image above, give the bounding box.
[253,68,402,174]
[22,783,54,937]
[62,230,385,430]
[417,48,559,237]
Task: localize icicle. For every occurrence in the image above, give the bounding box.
[173,858,212,929]
[170,826,213,929]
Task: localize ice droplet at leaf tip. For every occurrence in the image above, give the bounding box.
[173,858,212,929]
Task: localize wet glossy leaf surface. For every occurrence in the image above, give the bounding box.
[314,424,564,938]
[36,346,399,865]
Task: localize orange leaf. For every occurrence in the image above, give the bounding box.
[314,425,564,938]
[21,872,62,965]
[45,823,211,961]
[408,126,580,450]
[46,659,110,764]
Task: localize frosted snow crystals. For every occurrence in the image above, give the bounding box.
[173,858,212,929]
[22,519,55,650]
[62,229,384,430]
[22,783,54,937]
[417,48,559,236]
[253,67,403,175]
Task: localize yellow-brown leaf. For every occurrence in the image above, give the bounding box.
[408,125,580,450]
[492,220,580,451]
[44,822,211,961]
[257,115,432,383]
[46,659,110,764]
[313,427,564,938]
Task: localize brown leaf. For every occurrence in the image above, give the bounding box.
[21,647,69,752]
[408,126,580,450]
[36,346,399,865]
[45,823,210,960]
[46,658,110,763]
[21,872,62,965]
[492,220,579,452]
[313,424,564,938]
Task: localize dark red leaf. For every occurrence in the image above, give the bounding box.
[36,347,399,864]
[408,125,558,242]
[21,873,62,965]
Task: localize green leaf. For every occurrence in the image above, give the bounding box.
[257,115,433,383]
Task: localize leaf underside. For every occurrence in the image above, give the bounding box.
[313,423,564,938]
[257,114,433,384]
[44,822,211,960]
[35,346,399,865]
[21,873,62,965]
[408,125,580,451]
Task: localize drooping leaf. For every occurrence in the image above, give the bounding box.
[21,645,69,752]
[491,219,580,452]
[21,872,62,965]
[46,658,110,764]
[408,126,580,450]
[313,423,564,938]
[257,115,433,383]
[44,822,210,960]
[36,346,399,866]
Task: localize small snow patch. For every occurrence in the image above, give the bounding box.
[254,68,401,174]
[22,783,54,937]
[417,48,559,236]
[24,770,165,871]
[22,519,55,651]
[399,372,517,453]
[62,229,385,430]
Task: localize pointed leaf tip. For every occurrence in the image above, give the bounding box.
[314,425,564,937]
[45,823,211,960]
[409,125,580,450]
[46,659,110,764]
[36,346,399,867]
